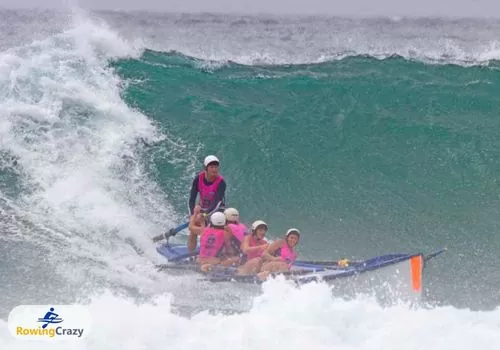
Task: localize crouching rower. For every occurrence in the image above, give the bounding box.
[197,211,239,272]
[224,207,248,257]
[257,228,300,280]
[188,201,225,253]
[236,220,269,275]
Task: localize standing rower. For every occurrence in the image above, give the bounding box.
[188,155,226,215]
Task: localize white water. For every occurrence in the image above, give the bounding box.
[5,11,500,67]
[1,279,499,349]
[0,9,200,293]
[95,12,500,66]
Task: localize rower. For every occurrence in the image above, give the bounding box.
[188,155,226,217]
[187,205,205,252]
[224,207,248,256]
[236,220,269,275]
[198,211,238,272]
[257,228,300,280]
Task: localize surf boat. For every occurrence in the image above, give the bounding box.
[152,223,446,302]
[156,240,445,297]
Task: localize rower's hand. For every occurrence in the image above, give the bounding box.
[337,259,350,267]
[260,243,269,250]
[194,205,202,215]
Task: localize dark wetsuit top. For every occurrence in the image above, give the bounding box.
[188,174,226,215]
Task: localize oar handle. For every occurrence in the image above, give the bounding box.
[201,201,223,216]
[152,201,223,243]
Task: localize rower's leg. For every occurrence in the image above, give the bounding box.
[197,257,221,272]
[256,271,270,281]
[260,261,290,274]
[187,232,197,252]
[256,261,289,281]
[237,257,261,275]
[220,256,239,266]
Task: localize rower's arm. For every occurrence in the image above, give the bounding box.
[241,236,268,254]
[213,179,226,209]
[240,235,251,254]
[223,226,236,255]
[188,214,204,236]
[261,239,284,262]
[188,176,199,215]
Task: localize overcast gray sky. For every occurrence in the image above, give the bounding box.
[2,0,500,18]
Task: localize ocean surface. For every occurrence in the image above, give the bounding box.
[1,8,500,349]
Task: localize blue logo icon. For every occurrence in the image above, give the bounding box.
[37,308,63,329]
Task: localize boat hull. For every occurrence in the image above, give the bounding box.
[156,243,443,305]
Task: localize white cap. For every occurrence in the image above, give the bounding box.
[286,228,300,237]
[251,220,268,231]
[224,208,239,222]
[204,155,220,167]
[210,211,226,227]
